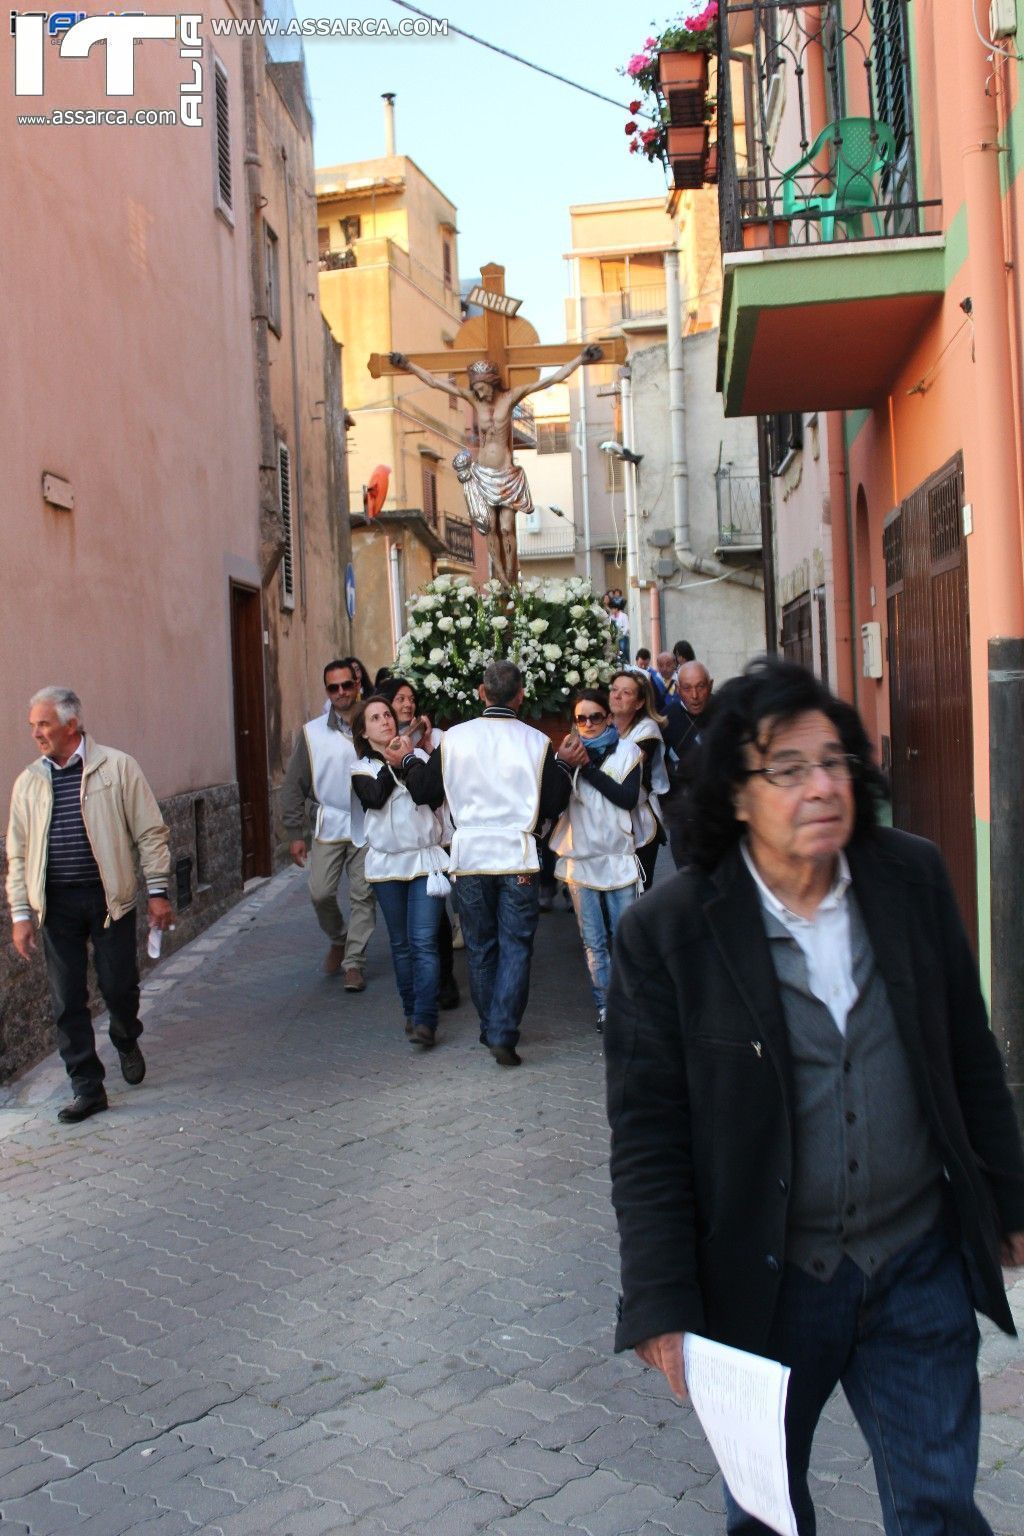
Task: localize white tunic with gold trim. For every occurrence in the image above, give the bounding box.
[303,713,363,846]
[350,757,449,883]
[441,716,549,875]
[623,716,668,850]
[549,736,642,891]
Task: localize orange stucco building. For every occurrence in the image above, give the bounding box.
[715,0,1024,1073]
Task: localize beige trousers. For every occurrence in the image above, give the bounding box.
[307,840,376,969]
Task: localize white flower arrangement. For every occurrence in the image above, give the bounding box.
[393,574,618,720]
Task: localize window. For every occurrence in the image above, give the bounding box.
[538,419,571,455]
[605,453,625,493]
[780,593,813,669]
[278,441,295,610]
[442,238,453,290]
[870,0,915,228]
[767,413,803,475]
[421,461,438,526]
[264,222,281,335]
[318,225,330,257]
[213,56,232,218]
[340,214,361,245]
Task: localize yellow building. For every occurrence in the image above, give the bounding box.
[316,143,481,671]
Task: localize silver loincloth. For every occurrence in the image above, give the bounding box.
[452,452,533,535]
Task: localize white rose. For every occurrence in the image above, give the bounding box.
[414,595,436,611]
[457,616,472,629]
[528,619,549,635]
[437,615,455,632]
[574,635,590,651]
[584,666,599,683]
[413,623,432,641]
[491,616,509,630]
[569,605,585,618]
[542,644,562,662]
[544,582,568,604]
[433,575,453,592]
[423,673,442,692]
[565,669,580,685]
[429,648,445,664]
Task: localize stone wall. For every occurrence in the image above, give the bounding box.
[0,781,242,1084]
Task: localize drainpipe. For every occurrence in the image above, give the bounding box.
[826,412,855,703]
[573,258,594,583]
[666,249,763,590]
[621,368,642,652]
[649,582,663,655]
[382,92,396,155]
[387,537,403,654]
[281,144,306,610]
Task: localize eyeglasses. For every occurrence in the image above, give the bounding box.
[744,754,860,790]
[574,712,607,725]
[326,681,356,693]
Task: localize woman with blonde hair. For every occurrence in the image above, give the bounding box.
[607,669,668,890]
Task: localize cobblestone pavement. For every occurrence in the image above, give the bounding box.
[2,867,1023,1536]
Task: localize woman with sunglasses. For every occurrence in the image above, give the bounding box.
[552,690,643,1030]
[350,695,450,1048]
[607,669,669,891]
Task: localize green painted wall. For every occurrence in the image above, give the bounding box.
[976,816,992,1007]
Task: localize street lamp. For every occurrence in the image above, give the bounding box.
[599,440,643,466]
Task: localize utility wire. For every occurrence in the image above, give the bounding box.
[386,0,656,120]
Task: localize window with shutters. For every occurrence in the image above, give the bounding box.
[341,215,361,245]
[278,442,295,610]
[538,420,571,455]
[213,56,232,221]
[421,462,438,527]
[442,238,453,290]
[780,593,813,669]
[264,222,281,335]
[767,413,803,475]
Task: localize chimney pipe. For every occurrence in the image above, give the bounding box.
[382,92,396,156]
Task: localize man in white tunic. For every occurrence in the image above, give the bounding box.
[390,661,572,1066]
[281,659,375,990]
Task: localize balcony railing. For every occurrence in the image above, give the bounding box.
[318,247,357,271]
[718,0,940,254]
[443,515,475,565]
[715,469,762,550]
[518,525,576,559]
[620,285,667,321]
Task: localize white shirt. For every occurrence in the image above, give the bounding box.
[741,844,858,1035]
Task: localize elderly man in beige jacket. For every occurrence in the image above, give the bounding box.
[6,686,172,1123]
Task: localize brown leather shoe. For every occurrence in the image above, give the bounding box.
[322,944,345,976]
[343,967,366,992]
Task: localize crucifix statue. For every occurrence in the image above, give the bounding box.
[368,263,625,587]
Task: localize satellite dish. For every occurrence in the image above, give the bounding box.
[364,464,391,519]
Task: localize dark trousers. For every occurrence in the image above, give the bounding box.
[437,905,455,987]
[456,872,540,1047]
[637,836,660,891]
[725,1229,989,1536]
[41,883,142,1097]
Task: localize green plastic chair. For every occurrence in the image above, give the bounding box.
[780,117,896,242]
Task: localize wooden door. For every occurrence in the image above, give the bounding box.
[229,583,272,880]
[884,454,976,945]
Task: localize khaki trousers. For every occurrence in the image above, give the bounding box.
[307,839,376,970]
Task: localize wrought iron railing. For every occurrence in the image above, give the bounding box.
[718,0,940,253]
[443,515,475,564]
[512,400,537,448]
[318,248,356,272]
[716,468,762,549]
[518,523,576,558]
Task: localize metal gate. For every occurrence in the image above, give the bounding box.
[884,453,976,946]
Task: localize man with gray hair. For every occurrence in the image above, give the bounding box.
[385,660,572,1065]
[6,687,172,1123]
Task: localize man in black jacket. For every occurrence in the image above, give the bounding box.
[605,657,1024,1536]
[660,660,715,869]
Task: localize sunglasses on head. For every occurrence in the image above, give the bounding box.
[574,711,607,725]
[326,680,356,693]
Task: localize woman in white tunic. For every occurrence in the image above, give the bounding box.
[350,697,450,1048]
[376,676,460,1009]
[551,690,643,1030]
[608,670,668,891]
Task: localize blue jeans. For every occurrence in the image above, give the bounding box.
[569,883,636,1013]
[725,1228,989,1536]
[456,872,539,1047]
[373,877,444,1034]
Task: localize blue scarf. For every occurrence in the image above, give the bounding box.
[583,723,621,764]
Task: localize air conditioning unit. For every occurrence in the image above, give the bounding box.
[991,0,1017,37]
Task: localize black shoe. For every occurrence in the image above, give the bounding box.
[438,977,460,1010]
[118,1045,146,1085]
[404,1016,415,1038]
[57,1093,108,1125]
[490,1044,522,1068]
[411,1025,437,1047]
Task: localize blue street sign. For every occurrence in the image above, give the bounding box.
[345,563,356,620]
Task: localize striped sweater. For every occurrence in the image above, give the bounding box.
[46,756,102,886]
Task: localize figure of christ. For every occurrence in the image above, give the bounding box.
[388,344,603,586]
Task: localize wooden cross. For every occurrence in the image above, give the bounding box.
[367,262,627,387]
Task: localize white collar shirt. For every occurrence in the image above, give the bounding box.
[741,843,858,1036]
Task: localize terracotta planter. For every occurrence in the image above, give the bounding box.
[668,125,709,158]
[658,48,709,91]
[659,47,711,127]
[703,142,719,185]
[741,218,790,250]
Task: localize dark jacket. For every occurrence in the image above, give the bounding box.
[605,827,1024,1356]
[659,698,714,826]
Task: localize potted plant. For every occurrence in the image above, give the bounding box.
[623,7,719,167]
[741,216,791,250]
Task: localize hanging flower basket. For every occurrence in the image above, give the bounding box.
[703,141,719,185]
[660,50,709,126]
[668,123,709,189]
